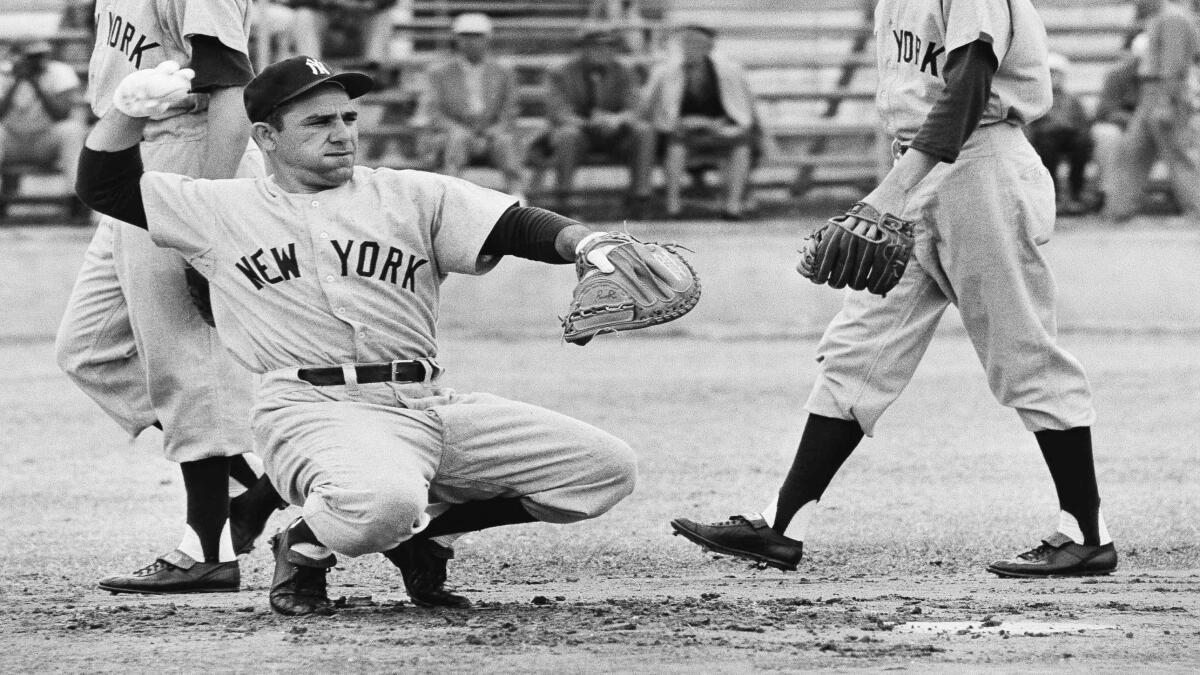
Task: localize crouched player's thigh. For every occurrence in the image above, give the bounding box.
[253,393,443,556]
[431,393,637,524]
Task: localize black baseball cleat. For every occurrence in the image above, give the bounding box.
[230,475,288,555]
[987,532,1118,578]
[98,549,239,594]
[269,529,337,616]
[383,536,471,608]
[670,513,804,572]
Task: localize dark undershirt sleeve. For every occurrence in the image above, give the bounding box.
[187,34,255,93]
[909,40,998,163]
[75,145,148,229]
[480,205,578,263]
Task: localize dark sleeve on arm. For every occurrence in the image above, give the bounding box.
[187,34,254,93]
[479,205,578,264]
[75,145,148,229]
[909,40,998,163]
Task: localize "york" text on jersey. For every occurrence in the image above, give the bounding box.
[892,30,945,78]
[101,12,161,68]
[331,240,429,292]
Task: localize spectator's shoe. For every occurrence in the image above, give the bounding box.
[987,533,1118,578]
[383,536,471,608]
[230,475,288,555]
[269,529,336,616]
[670,513,804,571]
[98,550,239,594]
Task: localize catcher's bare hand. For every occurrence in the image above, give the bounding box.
[796,202,915,297]
[562,232,701,345]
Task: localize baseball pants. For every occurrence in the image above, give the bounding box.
[252,371,638,557]
[55,121,263,462]
[806,123,1096,436]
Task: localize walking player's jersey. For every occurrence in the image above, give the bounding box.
[138,167,516,373]
[89,0,252,122]
[874,0,1053,141]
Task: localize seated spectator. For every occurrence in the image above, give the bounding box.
[1091,36,1144,213]
[639,24,756,220]
[0,39,86,213]
[1028,53,1093,215]
[1105,0,1200,221]
[425,13,526,200]
[536,27,655,216]
[273,0,401,64]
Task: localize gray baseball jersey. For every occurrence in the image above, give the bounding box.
[138,167,516,373]
[89,0,252,121]
[875,0,1052,140]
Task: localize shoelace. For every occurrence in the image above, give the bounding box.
[1017,542,1055,561]
[133,560,172,576]
[711,515,752,527]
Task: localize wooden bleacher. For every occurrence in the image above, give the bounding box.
[0,0,1140,223]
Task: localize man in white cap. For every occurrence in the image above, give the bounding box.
[425,13,526,200]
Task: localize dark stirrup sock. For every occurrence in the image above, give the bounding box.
[180,457,232,562]
[771,414,865,534]
[1035,427,1102,545]
[421,498,538,538]
[228,454,260,490]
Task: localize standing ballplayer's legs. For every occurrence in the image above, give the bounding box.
[56,217,157,436]
[85,138,281,595]
[921,127,1113,577]
[672,256,952,569]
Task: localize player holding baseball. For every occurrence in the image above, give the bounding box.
[55,0,283,594]
[672,0,1117,578]
[71,55,698,615]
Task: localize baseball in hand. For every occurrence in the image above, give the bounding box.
[113,60,196,117]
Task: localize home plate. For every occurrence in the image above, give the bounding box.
[893,620,1117,636]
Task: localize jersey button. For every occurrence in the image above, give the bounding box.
[325,275,334,282]
[311,200,319,207]
[320,232,328,238]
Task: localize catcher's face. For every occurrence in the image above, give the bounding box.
[255,86,358,193]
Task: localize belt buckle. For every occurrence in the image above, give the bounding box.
[391,358,442,383]
[390,359,414,383]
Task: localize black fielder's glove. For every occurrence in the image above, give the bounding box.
[796,201,915,297]
[561,232,701,346]
[183,264,216,328]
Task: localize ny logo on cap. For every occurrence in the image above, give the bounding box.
[305,58,331,75]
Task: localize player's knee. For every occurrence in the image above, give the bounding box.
[579,435,639,517]
[310,478,428,556]
[53,327,86,380]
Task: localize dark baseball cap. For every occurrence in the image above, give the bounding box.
[244,55,373,123]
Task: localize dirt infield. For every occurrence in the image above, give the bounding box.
[2,220,1199,672]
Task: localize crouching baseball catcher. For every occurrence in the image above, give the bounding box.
[73,56,672,616]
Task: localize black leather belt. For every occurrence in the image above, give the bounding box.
[297,360,433,386]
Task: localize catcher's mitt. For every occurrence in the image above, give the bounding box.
[562,232,701,346]
[796,201,915,297]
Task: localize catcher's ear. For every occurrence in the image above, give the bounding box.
[251,122,278,152]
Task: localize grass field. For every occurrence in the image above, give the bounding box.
[1,217,1198,672]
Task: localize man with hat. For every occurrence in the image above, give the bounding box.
[0,38,87,216]
[74,55,640,616]
[638,23,758,219]
[424,13,527,200]
[537,26,655,216]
